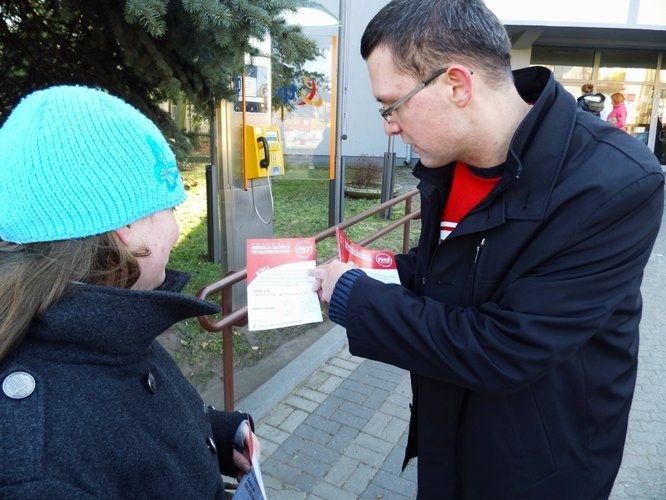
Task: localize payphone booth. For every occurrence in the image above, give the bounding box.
[212,49,284,308]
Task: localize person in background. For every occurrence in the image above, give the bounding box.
[607,92,628,130]
[0,85,259,499]
[576,83,605,117]
[308,0,664,498]
[655,115,665,164]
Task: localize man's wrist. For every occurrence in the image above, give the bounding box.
[329,268,365,327]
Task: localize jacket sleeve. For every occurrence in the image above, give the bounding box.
[208,409,255,477]
[341,173,664,395]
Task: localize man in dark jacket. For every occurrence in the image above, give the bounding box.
[309,0,664,498]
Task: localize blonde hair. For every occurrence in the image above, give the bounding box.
[0,233,147,361]
[581,84,594,94]
[611,93,625,104]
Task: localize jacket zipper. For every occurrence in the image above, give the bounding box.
[474,238,486,264]
[422,237,487,293]
[470,237,486,301]
[419,166,515,291]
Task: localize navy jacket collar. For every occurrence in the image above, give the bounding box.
[412,66,577,225]
[26,269,219,364]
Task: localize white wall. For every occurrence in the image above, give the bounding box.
[339,1,403,160]
[484,0,666,27]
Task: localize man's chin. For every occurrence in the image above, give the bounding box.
[420,158,440,168]
[413,148,449,168]
[419,154,452,168]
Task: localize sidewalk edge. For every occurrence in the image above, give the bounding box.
[235,325,348,422]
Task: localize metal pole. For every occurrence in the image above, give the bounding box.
[380,135,396,219]
[405,143,413,165]
[329,0,348,226]
[222,284,234,410]
[206,99,221,263]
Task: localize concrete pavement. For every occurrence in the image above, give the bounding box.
[237,207,666,499]
[608,212,666,499]
[246,342,417,499]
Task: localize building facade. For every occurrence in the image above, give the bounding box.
[306,0,666,166]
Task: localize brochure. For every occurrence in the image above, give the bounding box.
[232,430,267,500]
[336,228,401,285]
[246,238,323,331]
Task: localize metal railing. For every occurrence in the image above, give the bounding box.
[196,188,421,410]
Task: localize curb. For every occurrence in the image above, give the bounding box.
[235,325,348,423]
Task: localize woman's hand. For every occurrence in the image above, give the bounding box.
[233,426,261,482]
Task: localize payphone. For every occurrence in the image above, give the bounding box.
[243,125,285,181]
[211,49,287,308]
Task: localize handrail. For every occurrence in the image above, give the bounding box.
[196,188,421,409]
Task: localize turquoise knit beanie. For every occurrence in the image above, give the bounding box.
[0,85,186,243]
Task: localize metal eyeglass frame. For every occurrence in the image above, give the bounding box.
[379,67,448,122]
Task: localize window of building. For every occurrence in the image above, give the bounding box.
[598,49,658,82]
[531,46,594,81]
[531,47,664,164]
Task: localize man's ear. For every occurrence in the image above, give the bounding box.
[114,225,132,246]
[447,66,473,107]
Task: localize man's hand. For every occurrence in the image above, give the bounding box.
[307,259,356,303]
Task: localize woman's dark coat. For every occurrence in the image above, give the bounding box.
[0,270,247,499]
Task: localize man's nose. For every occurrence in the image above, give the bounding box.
[383,119,401,136]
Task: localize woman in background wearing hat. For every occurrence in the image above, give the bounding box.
[0,86,259,498]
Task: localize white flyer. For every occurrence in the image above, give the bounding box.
[336,228,401,285]
[246,238,323,331]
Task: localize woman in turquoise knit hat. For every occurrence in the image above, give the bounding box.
[0,86,260,498]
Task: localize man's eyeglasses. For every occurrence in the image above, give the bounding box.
[379,67,448,122]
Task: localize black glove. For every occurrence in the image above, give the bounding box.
[207,408,255,477]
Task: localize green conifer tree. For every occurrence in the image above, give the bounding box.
[0,0,319,158]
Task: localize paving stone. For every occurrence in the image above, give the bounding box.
[279,408,309,433]
[284,393,319,412]
[328,356,361,372]
[321,363,353,378]
[325,425,358,453]
[344,441,387,468]
[256,422,291,445]
[310,480,358,500]
[294,386,328,404]
[343,462,377,495]
[317,374,345,394]
[305,413,342,435]
[323,455,359,485]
